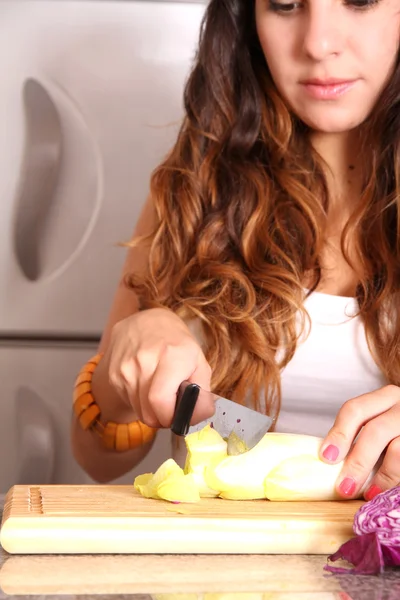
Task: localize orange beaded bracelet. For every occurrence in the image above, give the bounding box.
[73,353,158,452]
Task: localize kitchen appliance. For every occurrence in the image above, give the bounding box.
[0,484,363,555]
[0,0,206,492]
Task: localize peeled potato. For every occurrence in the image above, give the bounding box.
[157,472,200,503]
[134,458,183,499]
[226,431,249,456]
[184,425,228,497]
[264,454,343,501]
[133,427,366,503]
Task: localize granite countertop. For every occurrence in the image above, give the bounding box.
[1,495,400,600]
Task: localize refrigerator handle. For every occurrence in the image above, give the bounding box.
[15,387,55,486]
[13,77,62,282]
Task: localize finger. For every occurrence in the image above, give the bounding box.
[108,347,130,400]
[320,386,400,464]
[116,353,160,427]
[149,344,212,428]
[119,352,145,410]
[119,348,163,428]
[136,371,163,429]
[364,436,400,501]
[335,405,400,498]
[187,361,215,425]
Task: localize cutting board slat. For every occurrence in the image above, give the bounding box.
[0,485,363,555]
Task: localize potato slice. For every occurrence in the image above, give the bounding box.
[134,458,183,499]
[157,472,200,503]
[184,425,227,497]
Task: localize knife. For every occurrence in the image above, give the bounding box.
[171,381,274,450]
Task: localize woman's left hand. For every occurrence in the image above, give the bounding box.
[320,385,400,502]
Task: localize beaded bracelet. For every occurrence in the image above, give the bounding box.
[73,353,158,452]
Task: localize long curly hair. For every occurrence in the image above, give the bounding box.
[126,0,400,421]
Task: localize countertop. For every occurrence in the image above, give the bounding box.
[1,494,400,599]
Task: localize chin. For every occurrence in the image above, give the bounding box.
[296,108,369,135]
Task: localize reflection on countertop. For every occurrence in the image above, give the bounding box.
[1,495,400,600]
[2,549,400,600]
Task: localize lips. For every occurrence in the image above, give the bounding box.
[300,78,358,100]
[302,78,354,86]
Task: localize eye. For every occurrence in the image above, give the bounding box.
[268,1,303,14]
[344,0,380,9]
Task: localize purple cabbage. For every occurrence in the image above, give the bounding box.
[325,485,400,575]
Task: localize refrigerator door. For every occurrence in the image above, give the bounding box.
[0,0,206,336]
[0,343,172,493]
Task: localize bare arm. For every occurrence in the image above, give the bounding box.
[71,196,159,483]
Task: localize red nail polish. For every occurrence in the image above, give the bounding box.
[365,484,383,502]
[339,477,357,497]
[322,444,339,461]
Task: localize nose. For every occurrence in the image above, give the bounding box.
[302,6,344,61]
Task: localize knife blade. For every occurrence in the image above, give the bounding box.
[171,381,273,449]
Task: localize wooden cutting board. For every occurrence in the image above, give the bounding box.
[0,484,363,555]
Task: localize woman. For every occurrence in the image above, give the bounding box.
[72,0,400,502]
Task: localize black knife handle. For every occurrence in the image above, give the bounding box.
[171,381,200,436]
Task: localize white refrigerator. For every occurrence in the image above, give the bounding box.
[0,0,206,492]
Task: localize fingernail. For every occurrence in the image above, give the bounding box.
[339,477,357,497]
[365,484,383,502]
[322,444,339,462]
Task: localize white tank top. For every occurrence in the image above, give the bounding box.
[181,291,387,457]
[275,290,387,437]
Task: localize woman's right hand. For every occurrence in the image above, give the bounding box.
[104,308,214,429]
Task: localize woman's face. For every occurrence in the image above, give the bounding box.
[255,0,400,133]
